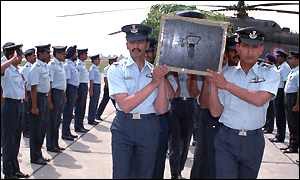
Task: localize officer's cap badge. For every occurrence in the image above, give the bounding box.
[249,31,257,39]
[130,25,138,34]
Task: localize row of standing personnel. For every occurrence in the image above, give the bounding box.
[0,43,116,178]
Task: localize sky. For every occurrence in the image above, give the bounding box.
[1,1,299,58]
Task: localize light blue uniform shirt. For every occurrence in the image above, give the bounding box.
[89,64,101,84]
[28,59,51,93]
[218,62,280,130]
[76,59,89,83]
[178,73,191,98]
[2,65,25,99]
[284,66,299,94]
[278,61,291,88]
[64,59,79,87]
[49,58,67,91]
[20,61,33,91]
[107,57,157,114]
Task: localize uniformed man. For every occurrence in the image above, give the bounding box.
[1,42,29,179]
[62,45,79,141]
[145,37,157,64]
[75,48,89,133]
[20,48,37,138]
[222,34,239,71]
[46,46,67,153]
[28,44,52,165]
[207,27,280,178]
[270,48,291,143]
[281,50,299,153]
[96,56,117,121]
[107,23,169,178]
[168,10,205,179]
[263,53,277,134]
[87,54,101,125]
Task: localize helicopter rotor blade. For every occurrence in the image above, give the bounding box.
[195,5,232,8]
[57,7,146,17]
[211,8,233,12]
[108,30,122,35]
[248,2,299,8]
[249,7,299,14]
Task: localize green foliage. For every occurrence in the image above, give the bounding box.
[142,4,228,39]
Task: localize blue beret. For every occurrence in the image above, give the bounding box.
[24,48,35,56]
[175,10,206,19]
[35,44,51,53]
[121,24,152,41]
[265,53,276,64]
[90,54,100,61]
[235,27,264,45]
[2,42,23,51]
[52,46,67,53]
[66,45,77,59]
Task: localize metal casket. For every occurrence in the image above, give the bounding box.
[156,15,229,75]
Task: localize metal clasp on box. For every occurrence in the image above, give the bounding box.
[132,113,141,120]
[238,129,247,136]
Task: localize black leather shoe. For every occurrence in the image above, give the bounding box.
[47,147,61,153]
[62,135,74,141]
[43,157,51,162]
[70,133,78,138]
[283,148,298,153]
[57,146,65,151]
[4,175,18,179]
[280,146,290,150]
[31,158,47,165]
[15,171,30,178]
[88,121,99,125]
[269,137,284,143]
[75,128,88,133]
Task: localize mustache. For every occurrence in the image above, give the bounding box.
[131,48,141,53]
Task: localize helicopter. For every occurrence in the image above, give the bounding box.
[56,1,299,55]
[200,1,299,55]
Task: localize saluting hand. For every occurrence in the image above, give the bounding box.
[206,69,228,90]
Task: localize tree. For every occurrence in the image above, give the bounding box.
[142,4,228,40]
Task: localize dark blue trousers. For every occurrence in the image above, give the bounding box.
[22,91,31,136]
[47,89,65,149]
[75,83,88,130]
[215,124,265,179]
[153,111,170,178]
[264,100,275,132]
[285,92,299,150]
[2,98,23,176]
[111,111,160,178]
[96,85,116,119]
[168,98,195,177]
[274,88,286,141]
[87,84,101,123]
[29,93,48,161]
[62,84,78,136]
[190,108,220,179]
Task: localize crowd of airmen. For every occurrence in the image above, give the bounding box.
[1,10,299,179]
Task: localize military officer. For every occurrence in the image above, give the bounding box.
[62,45,79,141]
[1,42,29,179]
[20,48,37,138]
[270,48,291,143]
[87,54,101,125]
[96,56,117,121]
[168,10,205,179]
[281,50,299,153]
[46,46,67,153]
[145,37,157,64]
[28,44,52,165]
[75,48,89,133]
[108,23,169,178]
[207,27,280,178]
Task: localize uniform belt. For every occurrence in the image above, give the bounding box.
[158,111,170,117]
[4,97,24,103]
[220,124,262,136]
[117,110,156,120]
[37,92,48,96]
[174,97,195,101]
